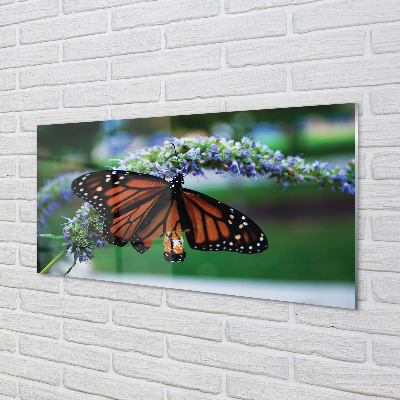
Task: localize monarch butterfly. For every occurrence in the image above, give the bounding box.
[71,170,268,262]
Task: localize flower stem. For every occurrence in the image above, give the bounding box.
[40,246,70,274]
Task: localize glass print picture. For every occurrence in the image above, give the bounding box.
[37,103,357,309]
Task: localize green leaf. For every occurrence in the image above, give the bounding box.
[38,234,63,240]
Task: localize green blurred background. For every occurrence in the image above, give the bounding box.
[38,104,356,284]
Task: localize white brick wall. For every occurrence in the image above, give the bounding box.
[0,0,399,399]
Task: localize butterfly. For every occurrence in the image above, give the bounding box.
[71,170,268,262]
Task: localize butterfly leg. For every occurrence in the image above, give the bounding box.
[163,231,186,262]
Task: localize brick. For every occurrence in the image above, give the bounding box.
[226,0,317,13]
[167,289,289,321]
[0,115,17,133]
[167,391,216,400]
[20,383,111,400]
[358,151,366,179]
[21,109,108,132]
[370,88,400,115]
[0,201,16,222]
[292,56,400,91]
[359,181,400,211]
[64,367,164,400]
[113,0,219,30]
[0,309,59,338]
[0,43,59,70]
[19,158,37,178]
[295,304,400,336]
[372,214,400,241]
[357,272,367,301]
[20,335,109,372]
[0,70,16,91]
[226,319,366,362]
[293,0,400,33]
[167,336,289,379]
[64,277,162,306]
[0,0,58,27]
[20,12,108,45]
[111,100,221,120]
[0,353,59,385]
[0,267,59,292]
[227,30,365,67]
[64,29,160,61]
[373,337,400,368]
[20,246,37,268]
[166,68,285,101]
[0,223,36,244]
[0,376,17,398]
[371,24,400,54]
[0,157,15,177]
[0,26,16,49]
[372,276,400,304]
[0,244,16,262]
[226,91,364,114]
[0,88,59,113]
[295,357,400,398]
[371,152,400,179]
[113,303,222,341]
[20,60,108,89]
[226,372,368,400]
[0,180,36,200]
[112,47,220,79]
[166,11,286,48]
[359,243,400,272]
[113,353,222,394]
[359,117,400,146]
[20,291,109,323]
[64,0,156,14]
[64,320,164,357]
[0,287,17,309]
[0,135,37,155]
[64,80,160,107]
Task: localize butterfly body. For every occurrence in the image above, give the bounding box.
[71,170,268,262]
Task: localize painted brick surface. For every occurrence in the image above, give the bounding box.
[63,80,160,107]
[165,11,287,48]
[20,60,108,89]
[226,0,318,13]
[167,289,289,321]
[20,13,108,45]
[112,0,219,30]
[295,357,400,398]
[19,335,110,371]
[64,277,163,305]
[64,368,164,400]
[226,319,367,362]
[63,320,164,356]
[293,0,400,33]
[113,303,222,341]
[0,43,59,70]
[112,47,221,79]
[167,336,289,379]
[1,0,399,398]
[0,26,16,49]
[227,30,365,67]
[113,353,222,393]
[370,88,400,115]
[166,68,286,100]
[20,291,109,323]
[63,29,161,61]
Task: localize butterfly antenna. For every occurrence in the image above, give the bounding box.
[170,142,177,157]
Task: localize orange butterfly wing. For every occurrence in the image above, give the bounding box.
[181,189,268,254]
[71,170,174,252]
